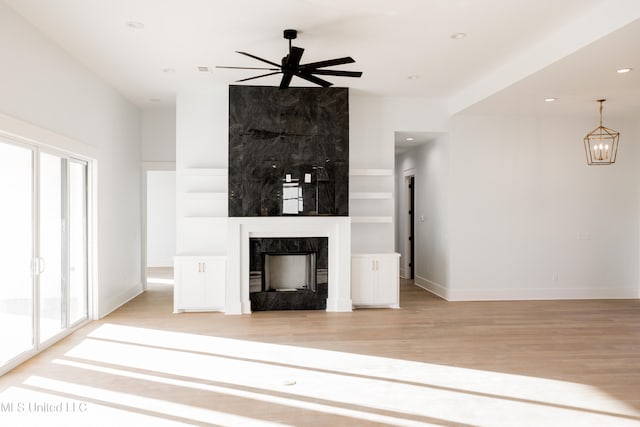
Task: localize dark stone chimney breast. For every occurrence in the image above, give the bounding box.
[228,85,349,217]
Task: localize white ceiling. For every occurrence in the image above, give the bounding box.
[4,0,640,124]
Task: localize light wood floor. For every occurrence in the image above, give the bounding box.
[1,278,640,426]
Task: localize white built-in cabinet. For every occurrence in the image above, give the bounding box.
[173,256,226,313]
[351,253,400,308]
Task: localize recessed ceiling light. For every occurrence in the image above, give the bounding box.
[616,67,632,74]
[544,98,557,102]
[450,32,467,40]
[125,21,144,30]
[162,68,176,73]
[149,98,161,103]
[197,66,211,73]
[405,137,414,141]
[407,75,420,80]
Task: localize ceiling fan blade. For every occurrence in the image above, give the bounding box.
[300,57,355,70]
[286,46,305,67]
[216,66,280,71]
[280,47,304,89]
[280,73,294,89]
[309,69,363,78]
[295,71,333,87]
[235,71,282,83]
[236,51,281,68]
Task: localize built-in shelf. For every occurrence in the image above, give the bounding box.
[181,216,228,221]
[182,167,228,176]
[349,169,393,176]
[351,216,393,224]
[183,192,228,200]
[349,192,392,200]
[350,168,393,227]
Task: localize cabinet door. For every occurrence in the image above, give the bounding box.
[202,258,226,309]
[374,257,398,306]
[351,257,375,305]
[177,260,205,308]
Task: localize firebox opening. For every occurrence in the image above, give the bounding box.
[249,236,328,311]
[263,252,317,292]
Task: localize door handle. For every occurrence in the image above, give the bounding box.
[33,257,46,274]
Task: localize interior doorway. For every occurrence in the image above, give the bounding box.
[142,164,176,289]
[403,174,416,279]
[408,175,415,279]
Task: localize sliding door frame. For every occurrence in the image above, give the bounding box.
[0,130,95,375]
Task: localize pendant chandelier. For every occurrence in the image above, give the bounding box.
[584,99,619,165]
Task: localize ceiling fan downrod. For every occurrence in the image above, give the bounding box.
[283,29,297,54]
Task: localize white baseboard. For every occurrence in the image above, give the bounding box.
[411,278,638,301]
[447,286,639,301]
[98,283,143,318]
[414,275,449,300]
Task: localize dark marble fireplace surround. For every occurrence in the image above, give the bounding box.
[249,237,328,311]
[229,85,349,311]
[228,85,349,217]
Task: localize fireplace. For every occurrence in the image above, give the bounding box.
[249,237,328,311]
[225,217,352,314]
[224,87,351,314]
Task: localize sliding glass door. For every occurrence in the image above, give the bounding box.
[0,139,89,368]
[0,141,34,365]
[39,152,89,344]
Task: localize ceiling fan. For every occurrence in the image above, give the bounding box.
[216,29,363,89]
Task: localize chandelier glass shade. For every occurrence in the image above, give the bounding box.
[584,99,619,165]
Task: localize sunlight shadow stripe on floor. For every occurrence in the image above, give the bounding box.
[88,323,637,418]
[53,358,462,427]
[21,376,293,427]
[81,336,640,423]
[60,339,640,426]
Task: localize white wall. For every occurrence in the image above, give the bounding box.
[449,113,639,300]
[147,170,176,266]
[0,3,142,317]
[396,134,450,297]
[142,108,176,162]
